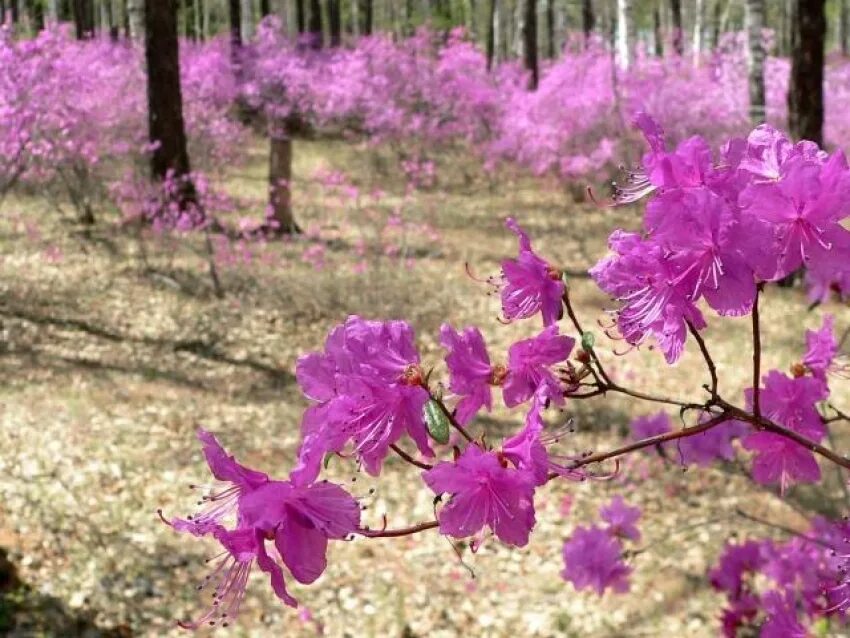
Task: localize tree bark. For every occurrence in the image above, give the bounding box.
[486,0,497,70]
[545,0,554,58]
[745,0,765,124]
[9,0,18,23]
[259,0,269,18]
[670,0,683,55]
[692,0,703,65]
[308,0,322,46]
[654,4,663,55]
[268,125,299,234]
[711,0,723,50]
[788,0,825,145]
[841,0,849,56]
[522,0,538,89]
[239,0,252,41]
[295,0,305,32]
[582,0,594,44]
[362,0,371,35]
[615,0,632,69]
[228,0,241,66]
[145,0,193,199]
[328,0,340,45]
[128,0,144,39]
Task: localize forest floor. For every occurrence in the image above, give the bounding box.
[0,136,847,637]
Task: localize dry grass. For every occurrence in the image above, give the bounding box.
[0,136,847,637]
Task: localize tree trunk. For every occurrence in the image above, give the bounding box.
[582,0,594,44]
[522,0,538,89]
[239,0,252,41]
[128,0,144,39]
[268,125,299,234]
[295,0,305,31]
[308,0,321,46]
[9,0,17,23]
[545,0,554,58]
[362,0,371,34]
[145,0,193,199]
[654,4,663,55]
[259,0,269,18]
[788,0,825,145]
[228,0,241,62]
[615,0,632,69]
[670,0,683,55]
[486,0,496,69]
[29,0,45,30]
[745,0,765,124]
[692,0,703,65]
[711,0,723,50]
[72,0,90,37]
[841,0,849,56]
[47,0,58,22]
[328,0,340,45]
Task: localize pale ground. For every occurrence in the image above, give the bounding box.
[0,137,847,637]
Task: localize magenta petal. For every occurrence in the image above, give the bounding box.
[255,531,298,608]
[277,512,329,585]
[197,428,269,490]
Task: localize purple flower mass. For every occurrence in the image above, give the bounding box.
[499,217,565,326]
[803,314,839,382]
[561,525,631,595]
[423,444,537,547]
[162,430,359,628]
[293,316,433,483]
[599,496,642,541]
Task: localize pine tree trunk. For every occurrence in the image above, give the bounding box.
[522,0,538,89]
[615,0,632,69]
[788,0,825,145]
[670,0,682,55]
[745,0,765,124]
[145,0,193,197]
[582,0,594,44]
[328,0,340,45]
[486,0,496,69]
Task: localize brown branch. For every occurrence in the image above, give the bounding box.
[391,443,433,470]
[357,520,439,538]
[687,320,718,400]
[752,287,762,419]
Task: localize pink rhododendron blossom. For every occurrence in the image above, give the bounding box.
[629,411,672,442]
[293,316,432,483]
[561,525,631,595]
[803,314,839,383]
[498,217,565,326]
[440,324,504,424]
[423,444,537,547]
[503,325,574,407]
[598,496,642,541]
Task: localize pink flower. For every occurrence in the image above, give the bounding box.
[440,324,504,424]
[561,525,631,595]
[598,496,641,541]
[629,412,671,442]
[163,431,359,628]
[760,591,808,638]
[742,370,828,491]
[293,316,432,483]
[803,314,839,382]
[503,325,574,407]
[501,395,585,485]
[498,217,565,326]
[591,231,706,364]
[423,444,537,547]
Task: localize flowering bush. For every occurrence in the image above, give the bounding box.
[161,115,850,635]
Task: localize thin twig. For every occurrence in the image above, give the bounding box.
[357,520,439,538]
[687,320,718,400]
[390,443,433,470]
[752,287,762,418]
